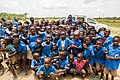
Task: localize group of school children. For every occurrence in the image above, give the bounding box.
[0,17,120,80]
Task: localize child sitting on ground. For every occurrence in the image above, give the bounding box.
[70,53,88,79]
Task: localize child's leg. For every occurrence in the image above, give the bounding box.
[50,72,58,80]
[22,54,28,75]
[111,76,114,80]
[9,64,17,78]
[111,70,119,80]
[95,62,100,76]
[100,65,105,79]
[104,67,109,80]
[80,69,86,79]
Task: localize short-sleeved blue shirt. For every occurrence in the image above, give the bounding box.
[56,38,73,51]
[105,44,120,70]
[29,42,39,53]
[15,42,27,54]
[84,43,95,65]
[94,47,106,65]
[36,65,56,77]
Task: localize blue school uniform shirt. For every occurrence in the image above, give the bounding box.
[29,42,39,53]
[96,33,104,39]
[36,65,56,77]
[84,43,95,65]
[0,27,5,39]
[29,34,38,43]
[59,57,69,69]
[31,59,42,71]
[103,36,113,48]
[66,19,76,25]
[20,35,29,45]
[6,44,15,54]
[56,38,73,51]
[14,42,27,54]
[94,47,106,65]
[12,20,18,28]
[41,42,53,57]
[72,39,82,55]
[105,44,120,70]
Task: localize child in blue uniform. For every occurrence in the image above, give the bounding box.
[50,43,58,57]
[31,53,42,74]
[102,29,113,48]
[105,36,120,80]
[29,38,42,54]
[83,36,95,76]
[41,34,53,57]
[71,31,82,56]
[56,31,73,52]
[20,30,29,45]
[36,57,58,80]
[13,38,28,75]
[94,39,106,79]
[29,27,38,43]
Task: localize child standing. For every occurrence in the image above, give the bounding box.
[104,36,120,80]
[94,39,106,79]
[71,31,82,57]
[83,36,95,76]
[4,36,17,80]
[41,34,53,57]
[56,31,73,52]
[102,29,113,48]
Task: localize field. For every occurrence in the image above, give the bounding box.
[0,19,120,80]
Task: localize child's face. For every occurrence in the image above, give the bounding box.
[77,54,83,62]
[34,56,40,61]
[59,52,66,59]
[61,32,66,40]
[36,39,41,47]
[31,30,36,35]
[44,58,51,69]
[104,30,110,37]
[74,34,79,40]
[13,42,19,47]
[79,31,84,39]
[95,40,102,49]
[84,37,91,45]
[23,31,28,36]
[90,31,95,37]
[46,35,51,43]
[113,37,119,47]
[55,33,59,39]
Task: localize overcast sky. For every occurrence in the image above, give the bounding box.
[0,0,120,17]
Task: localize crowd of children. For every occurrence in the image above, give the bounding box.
[0,16,120,80]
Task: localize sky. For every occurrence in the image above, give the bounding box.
[0,0,120,18]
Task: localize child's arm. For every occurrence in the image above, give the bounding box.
[8,51,17,58]
[83,43,88,50]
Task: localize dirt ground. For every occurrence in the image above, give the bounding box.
[1,60,120,80]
